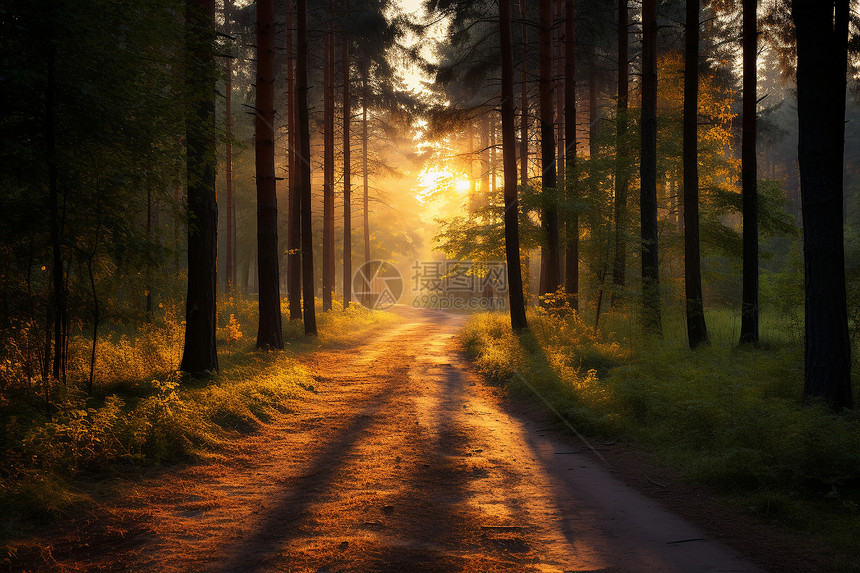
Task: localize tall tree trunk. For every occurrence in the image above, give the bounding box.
[322,0,335,311]
[342,1,352,309]
[146,182,154,313]
[500,0,528,331]
[225,56,235,291]
[491,115,497,195]
[180,0,219,373]
[224,1,235,292]
[362,66,371,265]
[739,0,758,344]
[590,69,608,328]
[255,0,283,349]
[683,0,708,348]
[555,0,564,185]
[46,33,65,383]
[640,0,661,334]
[563,0,577,310]
[287,0,302,320]
[482,114,490,198]
[469,122,477,214]
[539,0,560,295]
[519,0,529,186]
[793,0,852,409]
[297,0,317,335]
[611,0,628,305]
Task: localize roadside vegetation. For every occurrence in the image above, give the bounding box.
[461,295,860,570]
[0,295,397,552]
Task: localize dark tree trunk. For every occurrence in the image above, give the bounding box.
[342,1,352,309]
[362,66,371,266]
[46,35,65,383]
[482,114,490,199]
[491,115,497,195]
[555,0,564,186]
[683,0,708,348]
[739,0,758,344]
[224,2,235,291]
[287,0,302,320]
[793,0,852,409]
[255,0,283,349]
[563,0,577,310]
[297,0,317,335]
[500,0,528,331]
[146,182,153,313]
[611,0,628,305]
[180,0,219,373]
[539,0,560,295]
[519,0,529,186]
[322,0,335,311]
[640,0,661,334]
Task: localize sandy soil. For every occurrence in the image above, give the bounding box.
[14,307,796,572]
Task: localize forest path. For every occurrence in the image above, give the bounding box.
[30,307,762,572]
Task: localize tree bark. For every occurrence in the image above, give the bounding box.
[322,0,335,311]
[640,0,661,334]
[180,0,219,373]
[539,0,560,295]
[683,0,708,348]
[563,0,577,310]
[482,114,490,199]
[343,0,352,309]
[287,0,302,320]
[739,0,758,344]
[500,0,528,331]
[297,0,317,335]
[224,2,235,292]
[519,0,529,186]
[362,66,371,266]
[255,0,283,349]
[46,31,66,383]
[611,0,628,305]
[555,0,564,186]
[793,0,852,409]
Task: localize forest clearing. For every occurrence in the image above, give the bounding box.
[2,0,860,570]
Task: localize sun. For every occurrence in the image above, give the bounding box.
[454,178,471,194]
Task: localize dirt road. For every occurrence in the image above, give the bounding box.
[26,307,763,572]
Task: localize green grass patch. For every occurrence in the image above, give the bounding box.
[461,308,860,570]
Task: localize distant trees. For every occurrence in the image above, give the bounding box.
[180,0,219,373]
[792,0,852,409]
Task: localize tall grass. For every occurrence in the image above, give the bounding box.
[0,295,398,544]
[461,305,860,568]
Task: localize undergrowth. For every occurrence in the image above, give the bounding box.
[461,306,860,570]
[0,295,398,552]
